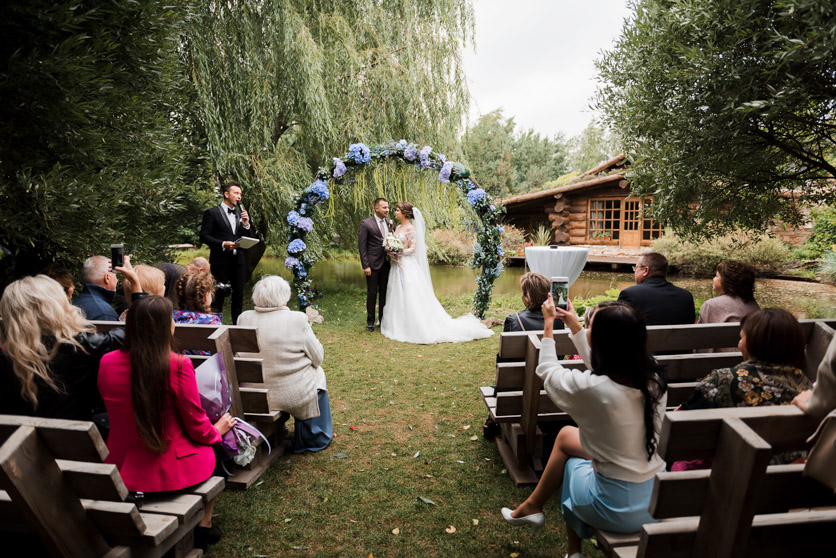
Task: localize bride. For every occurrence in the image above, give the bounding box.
[381,202,494,344]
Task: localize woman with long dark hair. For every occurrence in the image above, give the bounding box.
[502,297,667,558]
[98,296,235,549]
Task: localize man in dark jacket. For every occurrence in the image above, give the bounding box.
[74,255,119,321]
[358,198,392,331]
[618,252,695,325]
[199,180,252,323]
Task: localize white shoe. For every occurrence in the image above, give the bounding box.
[565,553,583,558]
[500,507,545,535]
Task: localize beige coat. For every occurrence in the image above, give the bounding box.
[237,307,327,420]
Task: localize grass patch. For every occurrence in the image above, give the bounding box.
[211,285,604,557]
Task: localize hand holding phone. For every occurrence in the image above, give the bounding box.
[550,276,569,312]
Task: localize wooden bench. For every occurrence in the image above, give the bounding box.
[483,319,836,486]
[602,406,836,558]
[0,415,224,557]
[94,321,291,490]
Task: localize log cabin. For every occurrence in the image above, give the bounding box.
[497,155,811,248]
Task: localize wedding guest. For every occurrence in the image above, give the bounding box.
[98,296,235,550]
[74,255,120,321]
[698,261,759,325]
[173,272,221,326]
[618,252,694,325]
[154,257,210,299]
[793,335,836,416]
[237,276,332,453]
[0,275,125,420]
[41,263,75,299]
[118,265,166,321]
[682,308,810,411]
[503,272,566,333]
[502,298,667,558]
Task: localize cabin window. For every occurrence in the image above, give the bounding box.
[588,198,621,241]
[642,198,664,240]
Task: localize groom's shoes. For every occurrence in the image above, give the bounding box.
[366,324,374,332]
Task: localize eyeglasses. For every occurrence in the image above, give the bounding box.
[632,264,646,272]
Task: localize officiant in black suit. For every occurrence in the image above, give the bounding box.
[199,180,252,323]
[358,198,392,331]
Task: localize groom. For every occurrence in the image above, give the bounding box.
[358,198,392,331]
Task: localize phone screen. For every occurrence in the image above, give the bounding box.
[110,243,124,269]
[551,277,569,311]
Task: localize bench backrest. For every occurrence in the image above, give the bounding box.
[639,406,836,558]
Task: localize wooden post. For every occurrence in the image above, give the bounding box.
[0,425,112,557]
[520,333,542,455]
[210,326,244,419]
[692,417,771,558]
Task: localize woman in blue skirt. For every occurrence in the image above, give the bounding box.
[502,298,667,558]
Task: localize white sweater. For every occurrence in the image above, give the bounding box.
[536,330,667,483]
[237,307,327,420]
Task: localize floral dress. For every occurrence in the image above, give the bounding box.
[173,310,222,355]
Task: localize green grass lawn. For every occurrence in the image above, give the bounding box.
[210,283,605,557]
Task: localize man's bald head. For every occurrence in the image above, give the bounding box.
[186,257,210,274]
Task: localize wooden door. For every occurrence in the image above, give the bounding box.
[621,198,641,248]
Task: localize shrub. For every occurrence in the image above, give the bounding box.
[818,250,836,285]
[500,224,526,257]
[797,205,836,259]
[426,228,474,266]
[652,232,792,275]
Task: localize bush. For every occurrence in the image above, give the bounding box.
[426,228,475,266]
[500,224,526,257]
[652,232,792,275]
[797,206,836,259]
[818,250,836,284]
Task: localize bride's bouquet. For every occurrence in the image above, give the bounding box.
[383,232,404,265]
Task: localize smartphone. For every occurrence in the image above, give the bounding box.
[550,276,569,311]
[110,243,124,269]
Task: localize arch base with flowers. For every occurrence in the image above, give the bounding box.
[285,141,505,319]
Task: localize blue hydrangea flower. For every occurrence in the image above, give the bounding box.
[298,269,307,278]
[490,204,496,212]
[288,239,307,254]
[438,154,447,163]
[419,146,432,168]
[287,211,300,226]
[404,145,417,161]
[297,217,314,232]
[310,179,330,200]
[438,161,454,183]
[299,203,308,215]
[347,143,371,164]
[284,256,300,270]
[497,226,505,233]
[395,139,407,151]
[333,158,347,178]
[497,246,504,256]
[467,188,487,206]
[466,181,477,190]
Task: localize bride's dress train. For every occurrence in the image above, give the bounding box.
[381,208,494,344]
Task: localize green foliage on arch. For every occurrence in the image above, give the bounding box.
[284,141,505,318]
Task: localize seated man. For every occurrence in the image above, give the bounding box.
[618,252,695,325]
[154,257,210,299]
[73,255,119,321]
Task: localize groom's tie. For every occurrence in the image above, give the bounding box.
[379,218,387,238]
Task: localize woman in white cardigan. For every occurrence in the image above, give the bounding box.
[502,297,668,558]
[237,276,332,453]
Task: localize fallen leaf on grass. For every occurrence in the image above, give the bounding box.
[510,553,520,558]
[392,528,400,535]
[445,525,456,534]
[391,452,397,457]
[418,496,436,505]
[456,460,464,464]
[417,354,423,358]
[335,453,349,459]
[501,469,507,475]
[408,424,414,430]
[470,435,478,441]
[413,451,421,458]
[284,518,292,523]
[349,426,357,431]
[460,425,470,431]
[472,519,479,526]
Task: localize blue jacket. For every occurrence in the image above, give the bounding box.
[74,283,119,321]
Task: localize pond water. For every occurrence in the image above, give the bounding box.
[255,256,836,318]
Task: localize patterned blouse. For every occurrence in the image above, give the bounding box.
[683,359,812,410]
[172,310,222,355]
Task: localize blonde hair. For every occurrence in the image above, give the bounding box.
[174,272,215,313]
[0,275,94,406]
[123,265,166,300]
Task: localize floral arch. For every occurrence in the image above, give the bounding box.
[284,141,504,318]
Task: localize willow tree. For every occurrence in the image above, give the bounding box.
[185,0,474,267]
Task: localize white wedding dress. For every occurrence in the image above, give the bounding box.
[381,208,494,344]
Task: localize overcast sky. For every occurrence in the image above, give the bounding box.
[461,0,633,140]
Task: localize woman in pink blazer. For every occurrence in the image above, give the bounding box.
[98,296,235,549]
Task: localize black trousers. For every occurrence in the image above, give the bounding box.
[211,261,245,324]
[366,262,390,325]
